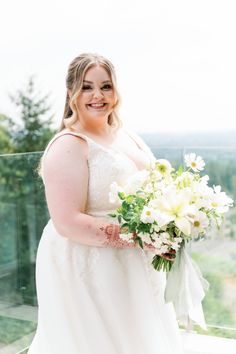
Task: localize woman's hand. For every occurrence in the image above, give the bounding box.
[119,229,177,260]
[161,249,176,261]
[143,242,176,262]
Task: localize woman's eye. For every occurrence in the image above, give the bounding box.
[82,85,91,91]
[102,84,112,90]
[82,84,112,91]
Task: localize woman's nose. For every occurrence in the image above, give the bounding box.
[93,88,103,99]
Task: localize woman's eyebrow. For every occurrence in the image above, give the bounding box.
[83,80,112,83]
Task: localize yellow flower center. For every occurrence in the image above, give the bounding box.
[157,164,167,173]
[211,202,218,207]
[191,162,197,167]
[194,220,200,227]
[146,210,151,216]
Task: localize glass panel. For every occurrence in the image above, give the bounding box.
[0,152,48,352]
[0,147,235,351]
[183,147,236,339]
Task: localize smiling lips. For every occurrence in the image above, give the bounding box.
[87,103,107,109]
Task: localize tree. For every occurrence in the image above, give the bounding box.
[9,76,56,153]
[0,114,15,154]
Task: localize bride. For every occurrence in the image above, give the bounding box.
[28,52,185,353]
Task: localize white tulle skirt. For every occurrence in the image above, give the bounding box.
[28,219,184,354]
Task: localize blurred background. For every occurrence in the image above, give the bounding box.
[1,0,236,134]
[0,1,236,353]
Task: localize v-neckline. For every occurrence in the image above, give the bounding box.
[60,129,148,172]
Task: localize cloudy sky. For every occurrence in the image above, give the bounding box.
[1,0,236,134]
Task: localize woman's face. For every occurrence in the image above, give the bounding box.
[75,65,116,123]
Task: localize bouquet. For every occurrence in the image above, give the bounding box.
[108,152,234,329]
[108,153,234,272]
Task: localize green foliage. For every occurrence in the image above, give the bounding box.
[176,164,184,176]
[195,325,236,340]
[6,76,56,153]
[192,251,236,337]
[0,152,49,306]
[0,114,15,153]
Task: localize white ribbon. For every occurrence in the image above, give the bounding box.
[164,244,209,330]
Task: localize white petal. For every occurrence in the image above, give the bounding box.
[175,217,191,235]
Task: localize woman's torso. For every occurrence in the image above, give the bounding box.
[60,126,151,172]
[42,127,154,217]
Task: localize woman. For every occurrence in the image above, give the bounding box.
[28,53,184,354]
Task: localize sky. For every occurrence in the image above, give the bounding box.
[1,0,236,134]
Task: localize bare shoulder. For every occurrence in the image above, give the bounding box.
[44,130,88,162]
[42,131,89,184]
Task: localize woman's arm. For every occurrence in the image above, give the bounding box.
[42,134,140,249]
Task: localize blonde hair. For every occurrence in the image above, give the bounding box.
[37,53,123,178]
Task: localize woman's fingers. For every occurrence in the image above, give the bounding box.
[161,251,176,261]
[167,249,176,255]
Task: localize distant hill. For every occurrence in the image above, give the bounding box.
[140,130,236,148]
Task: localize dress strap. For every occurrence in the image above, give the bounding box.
[40,131,91,183]
[124,129,156,161]
[43,131,91,160]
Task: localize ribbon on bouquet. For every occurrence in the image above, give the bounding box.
[164,244,209,330]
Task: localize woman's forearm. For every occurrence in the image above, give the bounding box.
[55,212,138,249]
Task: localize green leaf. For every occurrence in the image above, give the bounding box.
[126,195,134,203]
[176,164,184,176]
[137,237,144,249]
[118,191,126,200]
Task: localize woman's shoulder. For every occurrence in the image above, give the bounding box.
[43,129,88,161]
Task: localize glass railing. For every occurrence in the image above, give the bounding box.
[0,147,235,352]
[153,146,236,339]
[0,151,46,353]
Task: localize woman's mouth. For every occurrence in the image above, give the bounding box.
[87,103,107,110]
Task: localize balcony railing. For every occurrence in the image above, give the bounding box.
[0,147,235,353]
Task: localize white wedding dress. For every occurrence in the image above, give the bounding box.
[28,129,184,354]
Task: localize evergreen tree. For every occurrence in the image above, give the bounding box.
[9,76,56,153]
[0,114,15,154]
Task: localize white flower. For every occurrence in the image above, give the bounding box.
[153,187,193,235]
[190,211,209,237]
[144,182,153,193]
[109,182,124,204]
[119,232,134,243]
[124,170,149,194]
[139,232,152,245]
[153,242,169,255]
[140,206,158,223]
[150,223,161,233]
[189,178,213,208]
[154,212,173,228]
[201,175,209,184]
[154,159,173,177]
[159,231,171,243]
[171,241,181,251]
[184,153,205,172]
[175,171,195,189]
[207,185,234,213]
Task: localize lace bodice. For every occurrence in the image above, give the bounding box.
[41,129,155,218]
